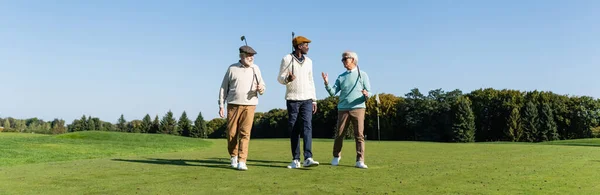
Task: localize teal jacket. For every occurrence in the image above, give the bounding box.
[325,68,371,111]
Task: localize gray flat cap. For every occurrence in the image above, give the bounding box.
[239,45,257,54]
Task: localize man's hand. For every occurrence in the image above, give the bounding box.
[287,71,296,82]
[321,72,328,85]
[257,84,265,95]
[219,107,225,118]
[312,103,317,114]
[362,89,369,97]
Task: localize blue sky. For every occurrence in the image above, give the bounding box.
[2,0,599,123]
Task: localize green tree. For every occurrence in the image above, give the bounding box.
[101,122,115,131]
[192,112,207,138]
[521,101,539,142]
[141,114,152,133]
[449,96,476,142]
[313,96,339,139]
[129,120,143,133]
[79,115,88,131]
[3,119,11,131]
[178,111,192,137]
[159,110,178,135]
[51,119,67,134]
[207,118,228,138]
[91,117,102,131]
[151,115,160,134]
[506,107,522,142]
[15,120,26,132]
[253,109,287,138]
[117,114,127,132]
[539,102,559,141]
[404,88,437,141]
[88,119,96,131]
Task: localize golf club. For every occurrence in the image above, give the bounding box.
[240,35,247,46]
[291,32,295,52]
[240,35,260,94]
[291,32,295,74]
[356,64,368,102]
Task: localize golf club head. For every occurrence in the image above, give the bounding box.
[240,36,248,46]
[291,32,295,52]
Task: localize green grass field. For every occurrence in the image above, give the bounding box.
[1,131,600,194]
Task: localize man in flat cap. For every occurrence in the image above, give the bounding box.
[321,51,371,169]
[277,35,320,169]
[219,45,266,171]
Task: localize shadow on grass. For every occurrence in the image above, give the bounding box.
[112,158,310,170]
[112,158,233,170]
[206,158,313,170]
[207,157,289,164]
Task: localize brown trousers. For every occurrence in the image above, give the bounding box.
[226,104,256,162]
[333,108,366,162]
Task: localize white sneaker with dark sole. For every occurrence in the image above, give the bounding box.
[303,158,320,167]
[230,156,238,168]
[287,160,301,169]
[355,161,368,169]
[237,162,248,171]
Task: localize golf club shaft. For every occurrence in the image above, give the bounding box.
[291,32,295,74]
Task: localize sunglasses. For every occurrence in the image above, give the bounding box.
[341,57,353,61]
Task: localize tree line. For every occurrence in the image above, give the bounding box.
[2,88,600,142]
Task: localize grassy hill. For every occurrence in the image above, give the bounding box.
[1,132,599,194]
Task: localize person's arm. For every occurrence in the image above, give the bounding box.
[309,66,317,105]
[325,77,341,97]
[218,68,230,108]
[308,66,318,113]
[361,71,371,98]
[255,66,266,95]
[277,57,290,85]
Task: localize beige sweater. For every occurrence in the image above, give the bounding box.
[277,54,317,103]
[219,62,266,108]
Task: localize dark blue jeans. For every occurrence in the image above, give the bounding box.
[287,100,313,161]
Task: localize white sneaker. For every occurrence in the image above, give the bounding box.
[237,162,248,171]
[230,156,238,168]
[303,158,320,167]
[331,157,341,166]
[355,161,368,169]
[287,159,301,169]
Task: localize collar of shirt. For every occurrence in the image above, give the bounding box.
[237,61,254,68]
[346,67,357,73]
[291,53,305,63]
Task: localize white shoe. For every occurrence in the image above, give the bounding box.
[355,161,368,169]
[303,158,320,167]
[230,156,238,168]
[287,159,301,169]
[237,162,248,171]
[331,157,341,166]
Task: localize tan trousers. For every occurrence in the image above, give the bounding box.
[226,104,256,162]
[333,108,366,162]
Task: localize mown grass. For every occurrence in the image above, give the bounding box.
[1,132,599,194]
[0,131,211,166]
[542,138,600,147]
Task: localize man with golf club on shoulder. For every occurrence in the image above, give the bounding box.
[321,51,371,169]
[277,34,320,169]
[218,41,265,171]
